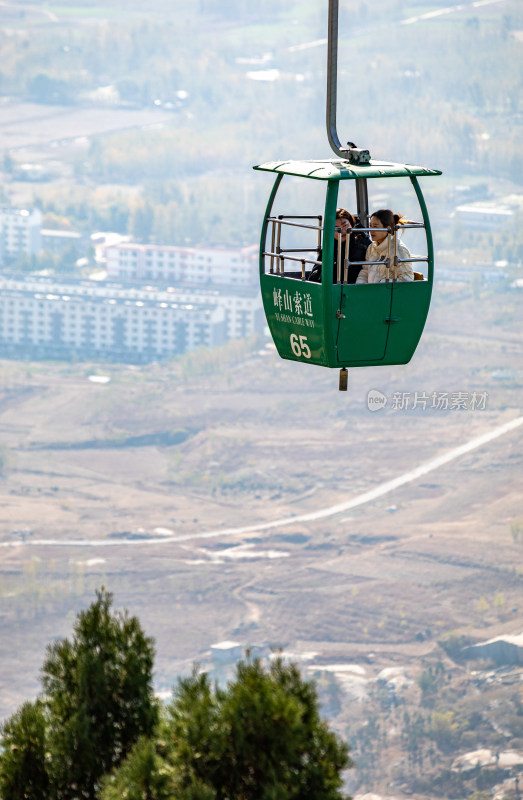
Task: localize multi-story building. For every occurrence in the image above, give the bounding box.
[41,228,84,256]
[453,204,513,231]
[0,207,42,263]
[104,242,258,289]
[0,275,263,363]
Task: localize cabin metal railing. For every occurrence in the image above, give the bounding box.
[369,222,429,282]
[264,215,323,279]
[263,217,429,283]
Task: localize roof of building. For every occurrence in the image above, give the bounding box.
[455,204,513,216]
[0,276,228,315]
[41,229,83,239]
[0,274,259,302]
[1,207,40,217]
[473,633,523,648]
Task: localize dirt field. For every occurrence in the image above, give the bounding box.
[0,281,522,796]
[0,99,174,155]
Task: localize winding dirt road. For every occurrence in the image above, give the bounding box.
[1,415,521,550]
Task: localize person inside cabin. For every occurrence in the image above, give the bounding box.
[308,208,371,284]
[356,208,414,284]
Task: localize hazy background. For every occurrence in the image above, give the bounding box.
[1,0,522,259]
[0,2,522,798]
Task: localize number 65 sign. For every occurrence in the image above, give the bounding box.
[290,334,311,359]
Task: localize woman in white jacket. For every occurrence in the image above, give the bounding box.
[356,209,414,284]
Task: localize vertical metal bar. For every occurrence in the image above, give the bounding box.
[386,230,391,282]
[279,255,284,276]
[323,179,339,289]
[392,228,398,281]
[259,173,283,283]
[336,231,342,283]
[301,260,306,280]
[343,232,350,283]
[269,221,276,274]
[323,180,340,367]
[410,176,434,283]
[326,0,345,158]
[355,179,369,227]
[317,215,323,252]
[326,0,370,162]
[276,216,282,275]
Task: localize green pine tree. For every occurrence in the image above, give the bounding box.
[0,700,49,800]
[42,588,158,799]
[100,736,178,800]
[0,588,158,800]
[103,656,352,800]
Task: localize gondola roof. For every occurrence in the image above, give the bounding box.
[253,159,442,181]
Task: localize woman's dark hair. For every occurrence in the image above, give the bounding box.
[336,208,357,227]
[370,208,405,229]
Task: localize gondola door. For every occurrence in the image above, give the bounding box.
[335,283,392,365]
[335,176,392,367]
[383,177,435,364]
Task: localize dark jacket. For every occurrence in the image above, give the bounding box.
[308,224,371,284]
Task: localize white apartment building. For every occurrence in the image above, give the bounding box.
[41,228,84,255]
[104,242,258,289]
[0,207,42,263]
[454,204,513,231]
[0,276,263,363]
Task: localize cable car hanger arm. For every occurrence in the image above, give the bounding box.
[327,0,370,165]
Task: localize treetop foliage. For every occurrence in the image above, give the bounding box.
[0,588,158,800]
[0,700,50,800]
[0,591,352,800]
[103,656,352,800]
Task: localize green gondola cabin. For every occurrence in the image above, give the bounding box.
[254,158,441,379]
